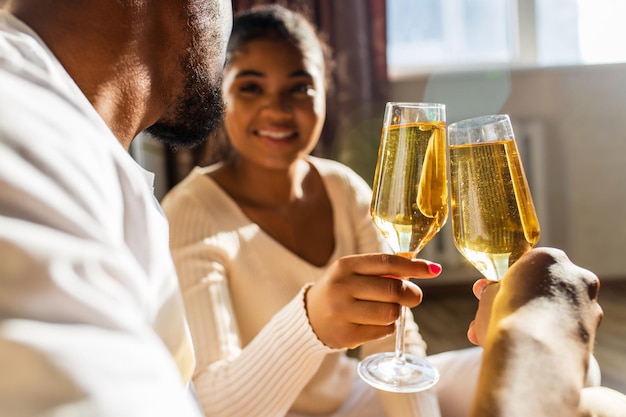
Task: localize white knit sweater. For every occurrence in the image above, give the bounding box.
[162,156,436,417]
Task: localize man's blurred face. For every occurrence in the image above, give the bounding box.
[147,0,232,149]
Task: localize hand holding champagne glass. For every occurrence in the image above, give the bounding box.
[448,115,540,281]
[358,102,448,393]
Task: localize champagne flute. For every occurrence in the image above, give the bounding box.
[448,114,540,281]
[358,102,448,393]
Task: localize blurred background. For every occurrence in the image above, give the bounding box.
[130,0,626,392]
[135,0,626,284]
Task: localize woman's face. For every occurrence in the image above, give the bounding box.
[221,38,326,171]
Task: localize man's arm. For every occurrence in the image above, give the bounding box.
[468,248,607,417]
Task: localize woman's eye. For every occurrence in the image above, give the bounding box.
[291,84,314,96]
[239,83,262,94]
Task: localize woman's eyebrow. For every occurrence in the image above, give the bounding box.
[289,69,313,78]
[235,69,264,78]
[234,69,313,78]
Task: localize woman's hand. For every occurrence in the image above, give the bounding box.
[305,253,442,349]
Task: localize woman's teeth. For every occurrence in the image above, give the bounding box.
[257,130,294,139]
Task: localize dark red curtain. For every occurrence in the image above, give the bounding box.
[166,0,389,188]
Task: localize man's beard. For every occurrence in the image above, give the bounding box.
[146,0,228,149]
[145,70,224,149]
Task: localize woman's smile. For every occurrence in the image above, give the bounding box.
[254,127,298,142]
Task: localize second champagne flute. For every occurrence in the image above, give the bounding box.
[358,102,448,393]
[448,114,541,281]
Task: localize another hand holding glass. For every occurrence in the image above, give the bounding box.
[357,102,448,393]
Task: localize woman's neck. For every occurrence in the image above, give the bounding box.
[214,156,312,209]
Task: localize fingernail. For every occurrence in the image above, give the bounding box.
[428,262,442,275]
[475,282,485,299]
[473,279,490,300]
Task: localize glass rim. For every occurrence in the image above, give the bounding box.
[386,101,445,109]
[448,114,510,131]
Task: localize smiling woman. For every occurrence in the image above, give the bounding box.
[161,4,482,417]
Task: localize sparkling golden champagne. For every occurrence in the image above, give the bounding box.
[371,121,448,255]
[449,139,540,280]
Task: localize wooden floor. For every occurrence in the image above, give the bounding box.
[412,280,626,395]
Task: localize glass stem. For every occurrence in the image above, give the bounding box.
[394,305,407,363]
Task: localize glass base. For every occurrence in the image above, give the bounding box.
[357,352,440,393]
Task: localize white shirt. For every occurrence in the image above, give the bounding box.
[0,12,201,417]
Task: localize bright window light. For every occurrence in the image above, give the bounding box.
[578,0,626,64]
[387,0,626,78]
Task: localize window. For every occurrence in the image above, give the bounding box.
[576,0,626,64]
[387,0,515,78]
[387,0,626,79]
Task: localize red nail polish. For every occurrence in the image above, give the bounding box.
[428,262,442,275]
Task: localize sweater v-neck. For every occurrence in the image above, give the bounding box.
[193,160,340,269]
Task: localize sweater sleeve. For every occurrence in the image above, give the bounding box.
[163,190,338,417]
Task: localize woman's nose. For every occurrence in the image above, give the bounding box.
[261,93,292,115]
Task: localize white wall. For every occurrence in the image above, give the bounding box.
[388,63,626,281]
